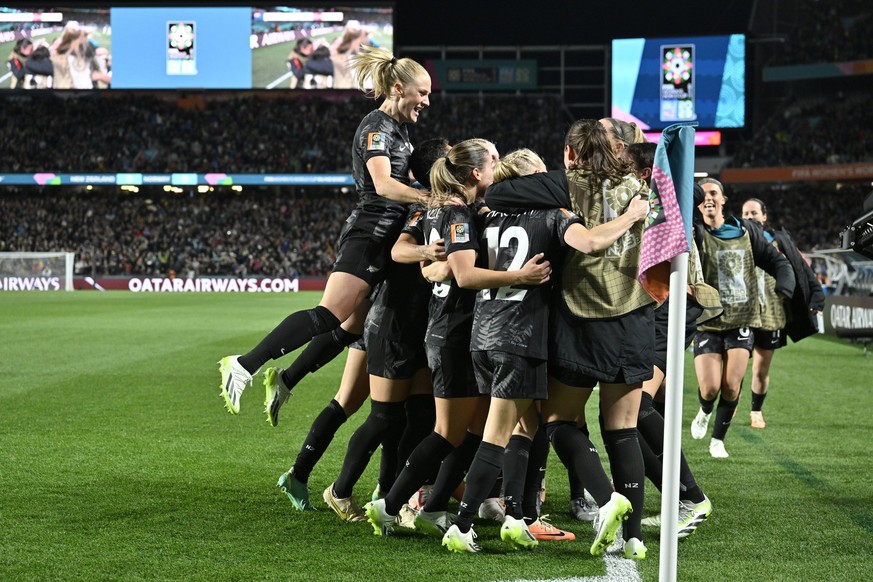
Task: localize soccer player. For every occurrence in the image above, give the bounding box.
[272,139,450,514]
[365,139,552,536]
[690,180,795,458]
[217,46,432,418]
[441,143,650,554]
[741,197,825,428]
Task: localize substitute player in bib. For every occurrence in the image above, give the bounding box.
[690,180,795,458]
[740,197,824,428]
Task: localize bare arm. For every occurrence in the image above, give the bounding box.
[563,195,648,253]
[448,249,551,290]
[391,232,445,264]
[367,156,429,205]
[421,260,453,283]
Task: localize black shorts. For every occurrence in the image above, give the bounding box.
[752,328,787,350]
[652,300,704,373]
[366,336,427,380]
[332,208,405,286]
[549,304,655,387]
[472,350,548,400]
[693,327,754,356]
[349,336,367,352]
[426,343,480,399]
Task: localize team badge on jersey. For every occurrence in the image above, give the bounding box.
[407,211,424,228]
[367,132,386,151]
[451,223,470,243]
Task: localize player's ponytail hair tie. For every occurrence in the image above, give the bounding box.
[390,56,397,65]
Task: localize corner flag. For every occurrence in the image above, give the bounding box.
[637,123,696,304]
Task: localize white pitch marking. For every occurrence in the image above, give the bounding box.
[266,72,293,89]
[495,553,642,582]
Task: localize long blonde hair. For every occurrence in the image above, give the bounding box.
[348,45,428,98]
[428,138,493,208]
[494,148,546,181]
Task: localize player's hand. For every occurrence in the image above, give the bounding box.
[627,194,650,222]
[422,239,446,262]
[516,253,551,285]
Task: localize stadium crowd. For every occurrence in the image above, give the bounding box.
[0,92,565,175]
[731,91,873,168]
[765,0,872,66]
[0,188,352,278]
[1,181,863,279]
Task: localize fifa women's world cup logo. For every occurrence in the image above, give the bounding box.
[660,44,696,122]
[716,249,748,304]
[603,181,642,258]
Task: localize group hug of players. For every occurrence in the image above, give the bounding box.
[215,47,824,559]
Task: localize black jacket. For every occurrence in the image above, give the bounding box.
[771,227,825,342]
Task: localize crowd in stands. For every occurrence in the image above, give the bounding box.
[0,92,566,175]
[1,182,867,278]
[765,0,872,66]
[731,92,873,168]
[0,188,354,278]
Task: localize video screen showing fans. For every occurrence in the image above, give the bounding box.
[2,4,392,90]
[0,6,111,89]
[611,34,745,130]
[251,6,393,90]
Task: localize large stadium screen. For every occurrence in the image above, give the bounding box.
[1,6,111,89]
[251,6,393,90]
[611,34,745,130]
[1,4,393,90]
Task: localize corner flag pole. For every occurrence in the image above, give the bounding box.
[659,252,688,582]
[658,123,695,582]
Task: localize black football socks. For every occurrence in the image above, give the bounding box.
[238,305,340,374]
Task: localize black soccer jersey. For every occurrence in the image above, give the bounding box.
[403,204,481,349]
[471,208,582,359]
[365,206,431,344]
[364,259,431,344]
[352,109,413,215]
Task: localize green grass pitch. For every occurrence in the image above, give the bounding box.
[1,290,872,581]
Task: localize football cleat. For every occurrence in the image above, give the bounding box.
[263,367,291,427]
[590,492,632,556]
[500,515,538,550]
[364,498,397,537]
[528,515,575,541]
[624,537,647,559]
[415,509,456,536]
[442,524,480,553]
[750,410,766,429]
[323,484,367,523]
[678,496,712,539]
[709,438,729,458]
[276,468,314,511]
[218,355,252,414]
[690,408,711,440]
[569,495,598,522]
[478,497,505,521]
